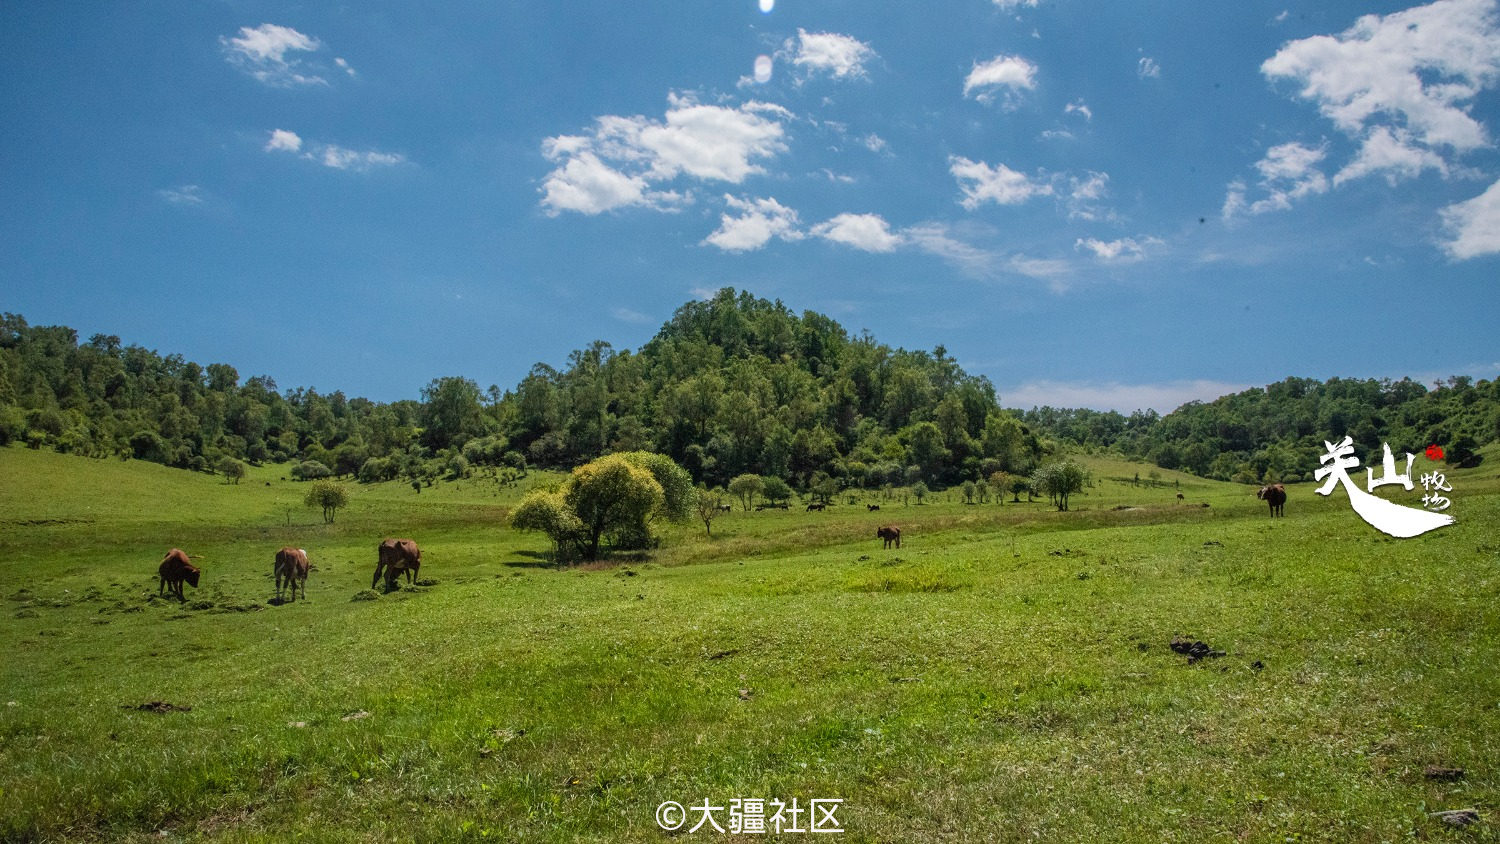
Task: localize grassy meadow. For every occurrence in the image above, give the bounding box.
[2,445,1498,842]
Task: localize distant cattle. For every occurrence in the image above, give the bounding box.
[1176,493,1185,501]
[373,538,421,590]
[274,547,309,603]
[877,525,901,549]
[717,504,733,513]
[1257,484,1286,517]
[867,504,880,511]
[806,503,826,512]
[158,548,201,602]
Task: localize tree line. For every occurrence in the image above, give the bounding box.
[1020,375,1497,483]
[4,291,1493,492]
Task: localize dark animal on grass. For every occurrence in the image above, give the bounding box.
[717,504,733,513]
[1257,484,1286,517]
[1176,493,1184,501]
[806,503,825,512]
[867,504,880,511]
[373,538,421,590]
[157,548,201,602]
[877,525,901,549]
[274,547,309,603]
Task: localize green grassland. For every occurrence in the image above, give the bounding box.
[2,446,1498,842]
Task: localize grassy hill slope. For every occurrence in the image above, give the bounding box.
[2,447,1498,842]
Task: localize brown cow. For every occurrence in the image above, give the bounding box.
[274,547,309,603]
[1257,484,1286,517]
[877,525,901,549]
[373,538,421,590]
[158,548,201,601]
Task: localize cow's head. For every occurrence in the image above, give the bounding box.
[184,567,201,588]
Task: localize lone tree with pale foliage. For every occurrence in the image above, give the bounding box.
[696,486,727,536]
[727,473,764,512]
[304,480,349,523]
[1031,460,1088,512]
[218,457,247,484]
[511,451,693,562]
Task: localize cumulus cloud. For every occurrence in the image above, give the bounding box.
[1263,0,1500,154]
[1223,141,1329,216]
[540,93,788,216]
[221,23,327,87]
[963,54,1038,105]
[1439,177,1500,258]
[949,156,1053,208]
[265,128,303,153]
[810,213,903,252]
[703,195,803,252]
[265,128,403,172]
[1137,57,1161,79]
[1233,0,1500,211]
[785,29,875,80]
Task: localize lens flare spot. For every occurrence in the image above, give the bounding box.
[759,0,774,12]
[753,55,773,83]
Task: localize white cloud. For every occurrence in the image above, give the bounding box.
[1007,255,1072,287]
[1263,0,1500,154]
[1439,177,1500,258]
[811,213,903,252]
[221,23,326,87]
[702,195,803,252]
[265,129,303,153]
[862,133,889,154]
[1137,57,1161,79]
[1224,141,1329,216]
[334,57,357,78]
[611,307,652,324]
[1334,126,1449,185]
[1065,99,1092,121]
[157,185,205,206]
[540,152,656,215]
[1075,236,1158,262]
[949,155,1053,208]
[1066,171,1112,220]
[786,29,875,80]
[1002,379,1254,413]
[540,93,788,216]
[265,128,404,173]
[993,0,1040,7]
[903,223,1001,277]
[963,54,1038,104]
[319,145,404,171]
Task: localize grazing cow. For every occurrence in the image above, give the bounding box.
[1176,493,1185,501]
[806,503,826,512]
[877,525,901,549]
[274,547,309,603]
[1257,484,1287,517]
[867,504,881,511]
[717,504,733,513]
[158,548,201,602]
[373,538,421,590]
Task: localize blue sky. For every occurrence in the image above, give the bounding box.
[2,1,1497,412]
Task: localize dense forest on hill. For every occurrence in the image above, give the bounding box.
[2,288,1495,490]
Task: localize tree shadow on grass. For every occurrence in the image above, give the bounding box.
[504,551,557,569]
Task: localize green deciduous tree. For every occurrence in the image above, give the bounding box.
[304,480,349,523]
[727,473,764,511]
